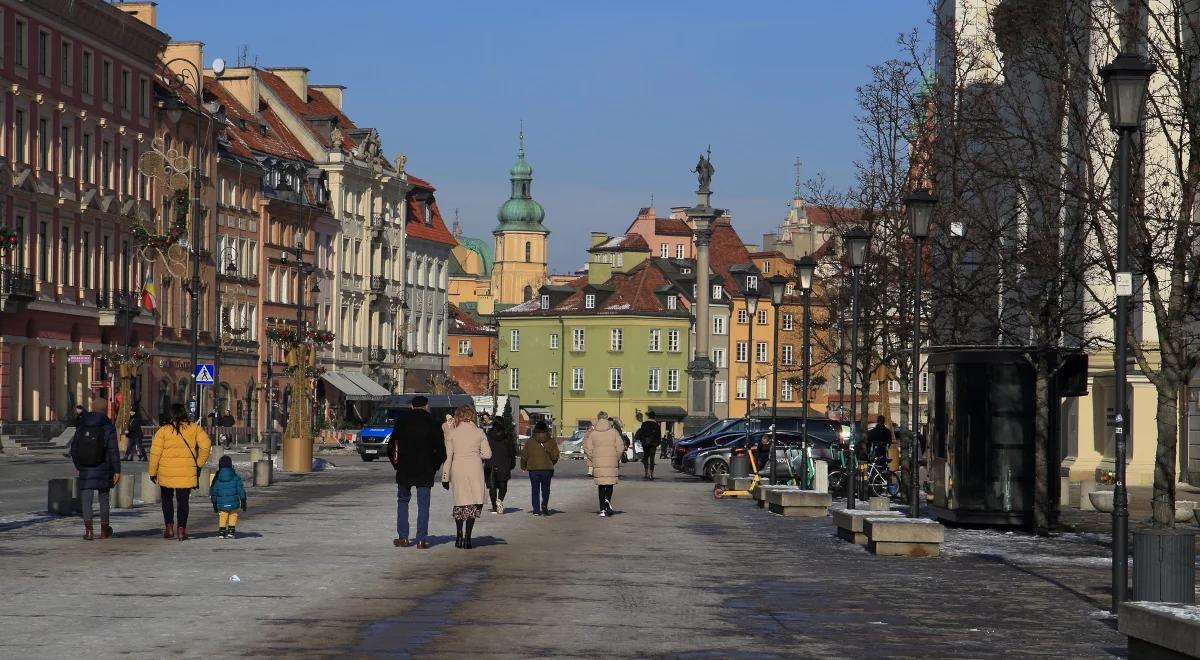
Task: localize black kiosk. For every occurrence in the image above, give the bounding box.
[926,348,1087,527]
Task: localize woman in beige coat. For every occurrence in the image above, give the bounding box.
[442,405,492,548]
[583,411,624,517]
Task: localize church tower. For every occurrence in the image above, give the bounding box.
[490,128,550,304]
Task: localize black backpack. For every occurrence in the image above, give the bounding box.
[74,424,107,467]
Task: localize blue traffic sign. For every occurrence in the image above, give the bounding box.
[194,363,216,385]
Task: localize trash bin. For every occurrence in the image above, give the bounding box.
[730,452,751,479]
[1133,528,1196,604]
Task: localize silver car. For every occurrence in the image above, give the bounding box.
[560,430,587,459]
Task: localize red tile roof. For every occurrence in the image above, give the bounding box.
[256,70,361,153]
[501,261,685,316]
[805,206,864,226]
[405,191,457,247]
[655,217,692,236]
[207,76,313,162]
[449,303,495,335]
[590,233,650,252]
[707,222,753,296]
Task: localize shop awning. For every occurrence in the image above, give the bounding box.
[648,406,688,420]
[522,406,552,415]
[321,371,391,401]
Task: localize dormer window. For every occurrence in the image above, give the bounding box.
[785,283,794,296]
[762,260,771,273]
[681,267,692,274]
[540,294,549,310]
[424,203,432,225]
[746,275,758,290]
[713,285,723,300]
[585,294,596,309]
[666,296,677,310]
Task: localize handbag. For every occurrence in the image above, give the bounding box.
[176,427,202,481]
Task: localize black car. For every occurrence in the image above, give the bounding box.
[689,430,837,481]
[672,417,847,470]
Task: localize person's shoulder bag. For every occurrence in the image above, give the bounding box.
[176,426,202,480]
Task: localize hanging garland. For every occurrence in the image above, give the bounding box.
[130,188,189,251]
[0,226,20,252]
[222,308,249,336]
[266,326,335,347]
[283,364,327,379]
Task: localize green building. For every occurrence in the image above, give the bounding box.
[497,234,691,435]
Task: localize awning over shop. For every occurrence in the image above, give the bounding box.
[522,406,552,415]
[321,371,391,401]
[648,406,688,420]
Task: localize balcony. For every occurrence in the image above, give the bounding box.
[369,275,385,292]
[368,345,387,364]
[0,266,35,313]
[370,215,386,241]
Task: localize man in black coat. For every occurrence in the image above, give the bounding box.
[71,397,121,540]
[865,415,894,467]
[636,411,662,480]
[386,396,446,549]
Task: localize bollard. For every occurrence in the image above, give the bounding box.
[1059,477,1071,507]
[248,447,263,463]
[209,445,224,466]
[139,472,160,504]
[114,472,136,508]
[868,496,890,512]
[813,461,830,494]
[254,460,272,487]
[47,477,80,515]
[196,467,212,497]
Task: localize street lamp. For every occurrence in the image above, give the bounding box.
[795,255,816,489]
[843,226,870,510]
[1100,50,1154,613]
[744,287,760,468]
[767,274,789,485]
[906,188,936,518]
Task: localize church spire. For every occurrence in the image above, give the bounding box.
[495,125,548,235]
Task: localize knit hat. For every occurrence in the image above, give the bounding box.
[219,455,234,470]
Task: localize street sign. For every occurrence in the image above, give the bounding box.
[194,363,216,385]
[1116,272,1133,296]
[67,354,92,365]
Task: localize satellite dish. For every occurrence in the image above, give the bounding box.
[212,58,226,77]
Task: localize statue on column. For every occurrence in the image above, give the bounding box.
[692,146,715,194]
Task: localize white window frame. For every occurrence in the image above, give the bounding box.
[660,243,668,258]
[675,244,685,259]
[610,327,623,352]
[713,316,726,335]
[648,368,661,392]
[746,275,758,290]
[667,369,680,392]
[781,345,793,365]
[666,295,677,310]
[736,377,748,400]
[782,313,794,331]
[458,339,471,356]
[585,293,595,309]
[756,377,768,400]
[667,329,680,352]
[785,283,794,296]
[540,294,549,310]
[737,309,748,324]
[549,332,559,350]
[609,367,623,392]
[572,367,585,391]
[648,329,661,352]
[510,329,520,351]
[756,342,768,363]
[781,380,794,401]
[713,348,726,369]
[736,341,748,363]
[712,285,723,300]
[714,380,727,403]
[757,309,768,325]
[572,328,585,351]
[920,371,929,393]
[510,368,520,390]
[549,371,559,388]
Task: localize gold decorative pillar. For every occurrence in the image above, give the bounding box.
[281,343,316,473]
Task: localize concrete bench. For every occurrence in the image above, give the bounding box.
[831,508,902,544]
[764,489,832,517]
[1120,602,1200,660]
[752,485,800,509]
[864,518,945,557]
[713,474,755,491]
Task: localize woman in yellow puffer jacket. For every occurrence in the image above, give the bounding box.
[148,403,212,541]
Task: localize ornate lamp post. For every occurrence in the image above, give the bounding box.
[843,226,870,510]
[795,255,816,488]
[743,287,760,461]
[767,275,789,484]
[1099,50,1154,612]
[906,188,935,517]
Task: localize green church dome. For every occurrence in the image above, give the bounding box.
[495,129,549,235]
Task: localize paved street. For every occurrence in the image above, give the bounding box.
[0,456,1140,659]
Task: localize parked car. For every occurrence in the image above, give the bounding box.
[560,430,587,460]
[689,430,837,481]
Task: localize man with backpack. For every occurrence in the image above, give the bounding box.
[70,397,121,540]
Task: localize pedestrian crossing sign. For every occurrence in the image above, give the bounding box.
[194,363,216,385]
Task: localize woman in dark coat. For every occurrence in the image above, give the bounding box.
[484,415,518,514]
[71,397,121,540]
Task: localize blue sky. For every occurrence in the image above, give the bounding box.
[155,1,931,272]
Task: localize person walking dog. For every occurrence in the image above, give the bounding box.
[583,411,624,517]
[521,420,560,515]
[71,397,121,540]
[210,455,247,539]
[387,396,446,549]
[443,405,491,548]
[148,403,212,541]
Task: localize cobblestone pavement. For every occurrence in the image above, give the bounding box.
[0,456,1165,658]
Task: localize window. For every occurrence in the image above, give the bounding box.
[757,309,768,325]
[509,368,520,390]
[14,110,26,162]
[14,20,25,67]
[81,231,91,287]
[101,140,111,188]
[756,342,768,363]
[549,371,558,388]
[60,226,70,285]
[572,328,585,351]
[82,133,91,182]
[920,371,929,393]
[648,368,661,392]
[609,368,622,391]
[737,309,748,324]
[713,348,726,369]
[610,328,622,351]
[714,381,727,403]
[121,147,130,192]
[712,285,723,300]
[781,345,794,365]
[61,41,72,84]
[82,51,92,94]
[889,380,901,393]
[510,329,520,352]
[524,241,532,262]
[572,368,585,391]
[782,313,794,331]
[139,79,148,117]
[101,59,111,102]
[458,339,471,356]
[736,377,748,400]
[762,260,771,274]
[667,369,680,392]
[38,221,48,282]
[584,294,595,309]
[37,30,48,76]
[736,341,748,363]
[676,244,685,259]
[121,69,130,110]
[785,283,794,296]
[667,329,680,352]
[549,333,559,349]
[746,275,758,290]
[60,125,71,174]
[713,316,726,335]
[756,378,768,400]
[660,243,668,258]
[540,294,549,310]
[781,380,794,401]
[648,329,661,351]
[38,118,48,168]
[666,295,677,310]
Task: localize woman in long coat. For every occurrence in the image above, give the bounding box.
[584,411,624,516]
[442,405,492,548]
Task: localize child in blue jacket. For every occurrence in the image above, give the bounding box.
[210,455,247,539]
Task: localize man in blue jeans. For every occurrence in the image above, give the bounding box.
[386,396,446,549]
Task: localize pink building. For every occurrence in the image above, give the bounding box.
[624,207,694,260]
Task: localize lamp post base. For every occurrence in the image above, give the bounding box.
[281,435,314,473]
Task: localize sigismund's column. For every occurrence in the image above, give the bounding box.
[685,150,720,434]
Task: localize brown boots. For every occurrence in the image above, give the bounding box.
[84,520,114,540]
[164,523,175,539]
[100,524,113,539]
[177,527,187,542]
[83,520,94,541]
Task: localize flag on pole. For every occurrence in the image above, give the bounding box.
[141,274,157,312]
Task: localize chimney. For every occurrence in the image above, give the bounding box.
[310,84,345,111]
[114,2,158,28]
[210,68,259,118]
[163,42,203,88]
[590,232,609,248]
[268,67,310,100]
[637,207,655,221]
